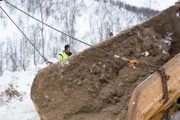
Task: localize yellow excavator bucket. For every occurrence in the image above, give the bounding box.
[128,53,180,120]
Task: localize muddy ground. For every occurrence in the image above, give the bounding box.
[31,5,180,120]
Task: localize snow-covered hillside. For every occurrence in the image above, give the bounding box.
[0,65,45,120]
[0,0,177,75]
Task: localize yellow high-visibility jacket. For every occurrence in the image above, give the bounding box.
[58,51,72,61]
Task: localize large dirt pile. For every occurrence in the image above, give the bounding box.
[31,5,180,120]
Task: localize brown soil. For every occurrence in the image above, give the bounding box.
[31,5,180,120]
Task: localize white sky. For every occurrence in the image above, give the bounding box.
[119,0,177,10]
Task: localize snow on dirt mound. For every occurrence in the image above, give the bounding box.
[31,5,180,120]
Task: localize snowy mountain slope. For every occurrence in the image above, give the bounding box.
[0,0,154,73]
[0,0,176,43]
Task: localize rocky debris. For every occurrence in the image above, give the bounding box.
[0,84,22,102]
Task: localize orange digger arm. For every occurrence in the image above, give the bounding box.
[129,60,139,67]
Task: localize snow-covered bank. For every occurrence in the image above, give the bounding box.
[0,65,46,120]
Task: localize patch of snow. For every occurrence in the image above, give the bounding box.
[158,45,162,49]
[176,12,180,17]
[163,50,167,54]
[0,66,44,120]
[60,60,70,67]
[142,51,150,57]
[163,40,171,46]
[153,36,156,39]
[114,55,120,59]
[164,32,173,46]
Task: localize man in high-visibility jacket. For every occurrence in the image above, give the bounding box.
[58,44,72,61]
